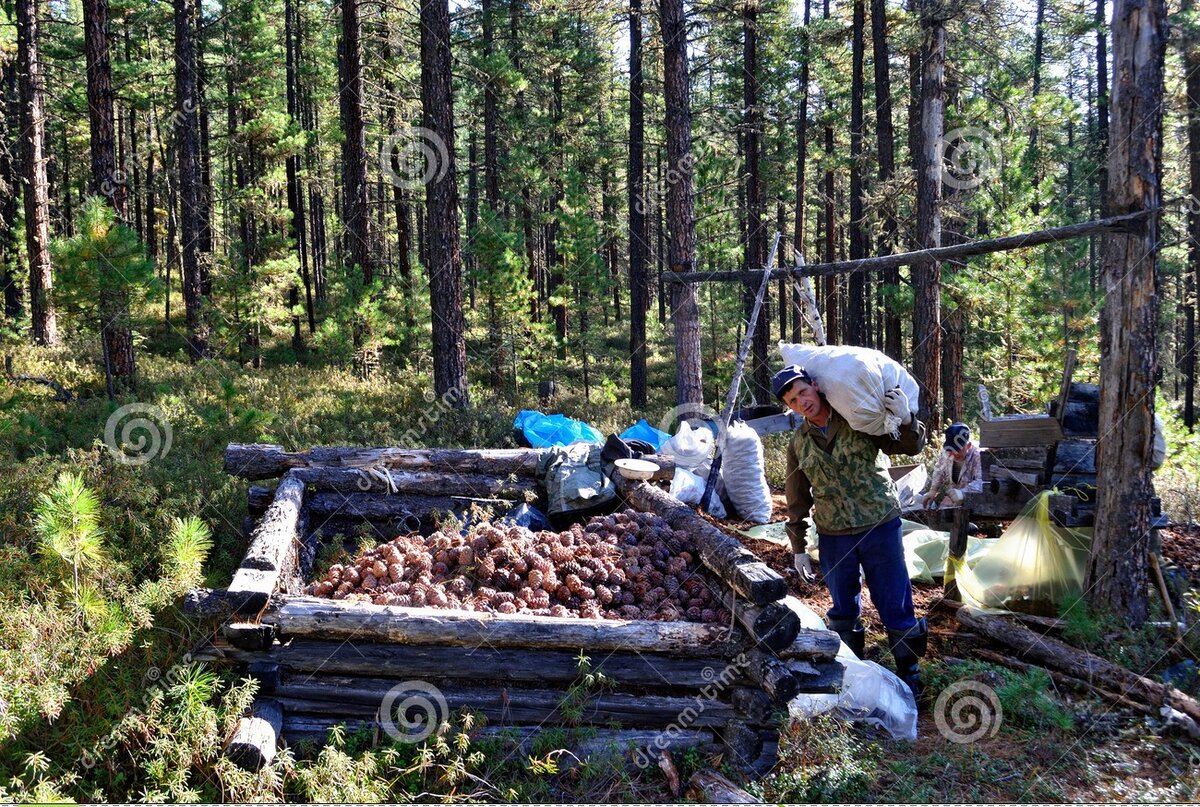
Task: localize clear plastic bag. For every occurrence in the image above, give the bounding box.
[786,599,918,741]
[661,421,714,473]
[950,491,1091,616]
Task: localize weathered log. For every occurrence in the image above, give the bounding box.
[744,650,801,705]
[226,698,283,770]
[620,479,787,605]
[971,649,1156,717]
[182,586,235,618]
[224,621,276,651]
[786,658,844,693]
[731,598,801,652]
[280,716,716,760]
[273,679,738,728]
[774,599,843,660]
[228,472,305,615]
[264,596,744,657]
[218,638,746,690]
[225,442,546,480]
[731,687,777,725]
[304,491,513,522]
[290,466,538,499]
[956,606,1200,725]
[687,768,760,803]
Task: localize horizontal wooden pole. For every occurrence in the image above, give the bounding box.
[667,210,1154,283]
[289,467,538,499]
[262,596,747,657]
[272,677,738,729]
[225,443,547,481]
[241,642,747,690]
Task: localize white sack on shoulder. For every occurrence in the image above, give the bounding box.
[778,342,919,437]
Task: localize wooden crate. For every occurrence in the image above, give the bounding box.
[196,443,844,774]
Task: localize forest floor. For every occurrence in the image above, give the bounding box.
[0,335,1198,802]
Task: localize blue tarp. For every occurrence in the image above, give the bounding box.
[513,410,605,448]
[619,419,671,451]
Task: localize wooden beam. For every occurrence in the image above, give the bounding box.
[225,443,547,481]
[227,472,305,615]
[262,596,746,657]
[289,466,538,499]
[667,210,1154,283]
[269,644,743,690]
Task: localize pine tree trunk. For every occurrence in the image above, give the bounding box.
[1185,0,1199,429]
[629,0,648,408]
[661,0,702,406]
[340,0,372,283]
[83,0,135,390]
[846,0,866,346]
[792,0,811,341]
[420,0,469,406]
[1086,0,1166,625]
[744,0,770,401]
[18,0,57,345]
[1096,0,1109,216]
[872,0,901,359]
[175,0,209,359]
[286,0,313,337]
[912,0,944,428]
[0,53,22,320]
[1028,0,1045,215]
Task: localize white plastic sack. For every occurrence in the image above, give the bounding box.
[778,342,920,437]
[661,421,714,472]
[669,467,726,518]
[784,599,918,741]
[720,422,773,524]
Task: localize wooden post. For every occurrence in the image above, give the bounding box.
[226,698,283,770]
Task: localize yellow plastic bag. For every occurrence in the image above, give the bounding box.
[950,491,1092,616]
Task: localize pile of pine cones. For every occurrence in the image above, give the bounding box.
[304,509,730,623]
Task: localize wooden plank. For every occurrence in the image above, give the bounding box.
[619,479,788,606]
[977,415,1064,449]
[214,639,748,690]
[225,443,546,481]
[264,596,745,657]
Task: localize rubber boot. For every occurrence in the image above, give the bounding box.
[887,617,928,700]
[829,617,866,659]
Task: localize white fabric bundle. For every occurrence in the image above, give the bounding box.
[720,421,773,524]
[661,420,714,477]
[778,342,920,436]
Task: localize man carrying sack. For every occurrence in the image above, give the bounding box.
[773,363,930,698]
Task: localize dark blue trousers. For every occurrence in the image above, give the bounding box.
[818,516,917,632]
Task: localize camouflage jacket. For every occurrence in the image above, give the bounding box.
[785,408,926,552]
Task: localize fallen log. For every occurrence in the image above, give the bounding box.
[226,699,283,770]
[956,605,1200,725]
[971,648,1156,717]
[225,443,546,480]
[250,486,521,519]
[290,466,538,500]
[687,768,760,803]
[620,479,788,606]
[264,596,744,657]
[227,473,304,615]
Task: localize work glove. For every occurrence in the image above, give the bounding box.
[794,553,817,584]
[883,386,912,425]
[948,488,965,504]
